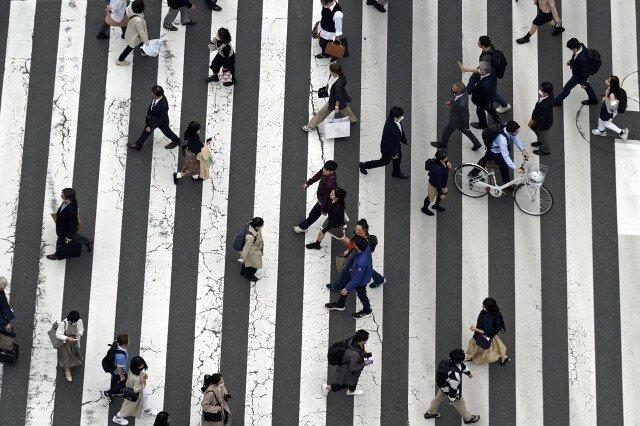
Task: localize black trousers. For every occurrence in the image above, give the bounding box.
[361,148,402,175]
[210,53,235,77]
[135,121,181,148]
[99,22,127,36]
[441,124,481,147]
[476,103,501,129]
[118,42,143,62]
[554,75,598,104]
[56,232,91,250]
[478,150,511,184]
[330,383,357,392]
[240,265,257,280]
[107,373,127,397]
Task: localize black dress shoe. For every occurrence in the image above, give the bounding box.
[359,162,368,175]
[420,207,434,216]
[127,143,141,151]
[531,141,542,147]
[430,141,446,148]
[533,149,550,156]
[315,53,326,59]
[205,75,219,83]
[173,172,179,185]
[581,99,598,105]
[208,4,222,11]
[391,172,409,179]
[46,254,58,260]
[470,122,486,130]
[372,2,386,12]
[96,32,109,40]
[366,0,375,4]
[306,241,321,250]
[551,26,565,36]
[471,143,482,151]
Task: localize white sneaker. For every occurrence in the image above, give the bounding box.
[293,226,305,233]
[144,409,160,416]
[621,128,629,141]
[115,60,130,66]
[346,389,364,396]
[496,103,511,114]
[322,383,329,397]
[302,125,313,132]
[112,415,129,425]
[591,128,607,137]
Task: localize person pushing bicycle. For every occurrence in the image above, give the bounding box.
[478,120,529,186]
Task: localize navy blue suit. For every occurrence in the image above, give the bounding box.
[468,72,500,129]
[135,96,181,148]
[361,118,407,175]
[554,46,598,104]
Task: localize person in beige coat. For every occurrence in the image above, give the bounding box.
[201,373,232,425]
[116,0,149,66]
[239,217,264,282]
[112,356,160,425]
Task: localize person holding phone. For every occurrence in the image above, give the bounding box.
[55,310,84,382]
[201,373,232,425]
[323,329,371,396]
[173,121,210,184]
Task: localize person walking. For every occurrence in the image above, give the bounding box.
[173,121,211,184]
[315,0,344,62]
[239,217,264,283]
[0,277,15,333]
[306,187,348,250]
[154,412,171,425]
[365,0,387,13]
[554,38,599,106]
[56,310,84,382]
[529,81,555,155]
[294,160,338,233]
[323,329,372,396]
[325,236,373,319]
[200,373,232,425]
[128,85,182,151]
[591,75,629,140]
[422,150,451,216]
[97,0,128,40]
[102,333,130,402]
[303,63,357,131]
[477,121,529,185]
[424,349,480,423]
[163,0,197,31]
[116,0,149,66]
[359,106,409,179]
[46,188,93,260]
[112,356,160,425]
[516,0,565,44]
[467,62,500,130]
[465,298,511,365]
[206,28,236,86]
[431,82,482,151]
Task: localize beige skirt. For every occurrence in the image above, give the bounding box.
[465,335,507,364]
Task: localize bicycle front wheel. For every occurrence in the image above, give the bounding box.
[454,164,490,198]
[513,184,553,216]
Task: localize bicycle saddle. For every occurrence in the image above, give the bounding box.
[485,160,499,169]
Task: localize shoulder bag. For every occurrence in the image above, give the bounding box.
[202,390,227,422]
[123,386,139,402]
[48,322,63,350]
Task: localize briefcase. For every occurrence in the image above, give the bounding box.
[324,41,345,59]
[56,242,82,260]
[0,343,19,366]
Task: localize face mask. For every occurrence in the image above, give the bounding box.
[397,116,404,122]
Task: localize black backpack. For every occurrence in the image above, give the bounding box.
[617,88,628,114]
[101,343,125,373]
[435,359,452,388]
[232,224,250,251]
[481,124,504,150]
[489,48,508,79]
[327,339,350,366]
[586,48,602,76]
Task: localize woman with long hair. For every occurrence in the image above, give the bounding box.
[112,356,160,425]
[465,297,510,365]
[173,121,211,184]
[306,187,348,250]
[303,63,358,131]
[592,75,629,140]
[201,373,232,425]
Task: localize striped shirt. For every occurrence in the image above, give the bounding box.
[440,362,472,402]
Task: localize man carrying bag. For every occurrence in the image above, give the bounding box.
[46,188,93,261]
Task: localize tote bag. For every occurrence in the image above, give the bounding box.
[324,116,350,139]
[48,322,63,349]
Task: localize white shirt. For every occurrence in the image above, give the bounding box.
[327,75,338,93]
[319,2,344,41]
[151,96,162,109]
[490,131,524,169]
[395,120,402,134]
[537,94,548,103]
[108,0,127,22]
[55,319,84,343]
[454,93,464,102]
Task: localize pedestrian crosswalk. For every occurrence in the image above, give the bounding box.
[0,0,639,425]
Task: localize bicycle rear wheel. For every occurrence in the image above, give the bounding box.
[454,164,490,198]
[513,184,553,215]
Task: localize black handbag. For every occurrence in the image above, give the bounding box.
[123,387,139,402]
[318,86,329,98]
[56,241,82,260]
[202,390,229,423]
[473,332,491,350]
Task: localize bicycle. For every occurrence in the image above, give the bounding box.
[453,158,553,216]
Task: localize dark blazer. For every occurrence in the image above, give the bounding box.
[146,96,170,129]
[531,96,554,131]
[570,46,591,85]
[55,199,79,239]
[428,162,449,192]
[449,93,470,128]
[470,72,497,107]
[168,0,193,8]
[327,77,352,111]
[0,291,14,329]
[380,118,408,157]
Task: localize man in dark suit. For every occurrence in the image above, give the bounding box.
[529,81,554,155]
[46,188,93,260]
[554,38,598,106]
[468,62,500,130]
[431,82,482,151]
[128,85,181,151]
[359,106,409,179]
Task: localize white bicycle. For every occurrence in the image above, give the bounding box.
[453,158,553,216]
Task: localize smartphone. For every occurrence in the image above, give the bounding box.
[365,359,373,366]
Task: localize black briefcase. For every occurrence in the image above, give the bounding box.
[0,343,19,366]
[56,242,82,260]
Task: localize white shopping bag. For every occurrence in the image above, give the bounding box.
[218,69,233,86]
[142,39,161,57]
[324,116,350,139]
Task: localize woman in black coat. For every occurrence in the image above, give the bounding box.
[465,297,510,365]
[303,63,358,131]
[206,27,236,86]
[306,187,347,249]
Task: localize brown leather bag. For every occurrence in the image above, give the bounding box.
[311,21,320,39]
[105,7,129,27]
[324,41,345,59]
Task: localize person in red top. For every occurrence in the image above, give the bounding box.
[293,160,338,233]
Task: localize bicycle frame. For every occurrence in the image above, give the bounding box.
[470,164,526,197]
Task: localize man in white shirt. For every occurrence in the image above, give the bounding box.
[316,0,344,62]
[97,0,128,40]
[477,121,529,185]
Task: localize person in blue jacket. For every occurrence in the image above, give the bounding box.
[359,106,409,179]
[554,37,598,106]
[325,236,373,319]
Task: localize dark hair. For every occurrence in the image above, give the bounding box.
[67,310,80,323]
[153,411,171,426]
[449,348,466,364]
[608,75,621,98]
[566,38,581,50]
[329,63,345,78]
[201,373,223,392]
[435,150,447,161]
[250,217,264,229]
[539,81,553,95]
[355,218,369,232]
[324,160,338,171]
[184,121,201,140]
[129,356,148,376]
[453,82,465,94]
[217,27,232,44]
[131,0,145,13]
[332,187,346,209]
[389,106,404,119]
[116,333,129,346]
[62,188,76,199]
[354,329,369,342]
[478,35,491,48]
[151,85,164,97]
[505,121,520,133]
[353,235,368,251]
[321,0,334,5]
[483,297,506,333]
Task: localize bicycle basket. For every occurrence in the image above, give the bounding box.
[525,164,548,188]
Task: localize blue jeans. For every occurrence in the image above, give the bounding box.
[554,76,598,104]
[494,91,508,108]
[298,201,322,230]
[330,251,384,290]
